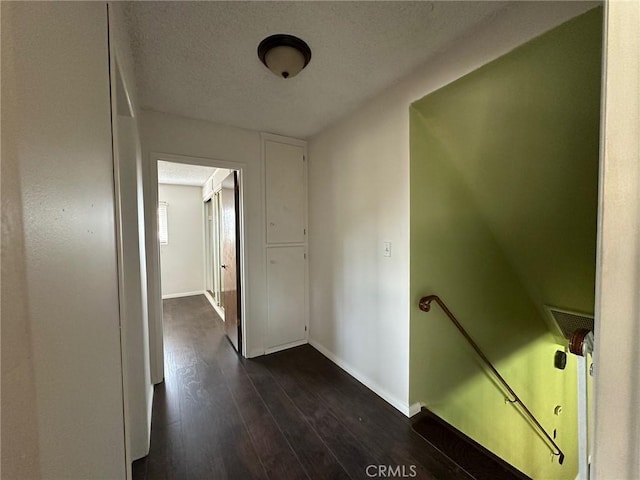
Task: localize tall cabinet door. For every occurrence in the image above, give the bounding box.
[265,141,306,244]
[266,247,306,348]
[264,137,307,352]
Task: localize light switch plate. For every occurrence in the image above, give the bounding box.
[383,241,392,257]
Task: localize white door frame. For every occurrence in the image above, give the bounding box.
[146,152,249,383]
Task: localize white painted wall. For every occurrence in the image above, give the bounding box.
[592,1,640,477]
[1,3,41,477]
[140,110,267,380]
[159,184,205,297]
[1,2,126,477]
[307,1,597,415]
[109,1,154,466]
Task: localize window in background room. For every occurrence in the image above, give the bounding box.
[158,201,168,245]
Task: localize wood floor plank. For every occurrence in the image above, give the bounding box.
[175,331,266,478]
[176,363,227,479]
[144,419,187,480]
[215,336,310,479]
[191,360,267,480]
[259,354,382,478]
[261,347,472,480]
[133,296,468,480]
[243,357,351,480]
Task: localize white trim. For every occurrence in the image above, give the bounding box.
[203,289,216,307]
[148,151,250,361]
[153,151,247,172]
[145,153,164,384]
[260,132,307,148]
[408,402,424,417]
[203,290,225,321]
[107,44,132,480]
[161,290,205,300]
[264,339,308,355]
[213,303,225,321]
[247,347,266,359]
[309,339,412,417]
[202,196,209,302]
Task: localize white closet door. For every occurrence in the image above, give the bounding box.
[265,141,305,244]
[266,246,306,348]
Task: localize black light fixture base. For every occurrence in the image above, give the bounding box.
[257,34,312,70]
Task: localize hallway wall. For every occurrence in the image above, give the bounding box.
[140,110,267,366]
[307,1,596,416]
[159,184,205,297]
[1,2,126,477]
[1,3,42,476]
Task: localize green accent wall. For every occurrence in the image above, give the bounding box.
[409,8,602,479]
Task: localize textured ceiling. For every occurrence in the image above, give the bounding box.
[125,1,509,139]
[157,161,216,186]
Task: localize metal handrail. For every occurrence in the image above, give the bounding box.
[418,294,565,464]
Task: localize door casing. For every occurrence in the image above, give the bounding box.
[147,153,249,383]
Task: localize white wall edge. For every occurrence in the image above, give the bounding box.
[265,339,308,356]
[592,1,640,477]
[309,339,412,417]
[161,291,205,299]
[131,382,154,463]
[146,384,153,452]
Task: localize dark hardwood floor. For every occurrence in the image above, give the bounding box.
[132,295,471,480]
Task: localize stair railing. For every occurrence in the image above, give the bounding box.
[418,294,565,464]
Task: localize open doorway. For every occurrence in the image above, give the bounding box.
[156,159,244,356]
[202,169,242,353]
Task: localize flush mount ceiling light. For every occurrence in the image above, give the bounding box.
[258,34,311,79]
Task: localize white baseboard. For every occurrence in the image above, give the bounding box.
[265,339,308,355]
[247,347,265,358]
[203,291,225,320]
[203,290,216,307]
[212,303,225,321]
[308,339,412,417]
[408,402,424,417]
[162,290,205,299]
